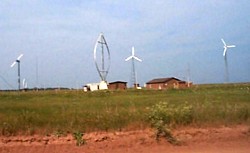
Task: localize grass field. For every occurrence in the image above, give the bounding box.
[0,83,249,136]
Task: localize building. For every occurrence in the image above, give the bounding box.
[84,83,100,91]
[146,77,192,90]
[84,81,109,92]
[108,81,127,90]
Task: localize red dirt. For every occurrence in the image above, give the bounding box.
[0,125,249,153]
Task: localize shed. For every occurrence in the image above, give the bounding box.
[146,77,191,90]
[108,81,127,90]
[85,83,100,91]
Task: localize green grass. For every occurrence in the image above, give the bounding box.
[0,83,249,136]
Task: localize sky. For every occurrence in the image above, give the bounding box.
[0,0,249,89]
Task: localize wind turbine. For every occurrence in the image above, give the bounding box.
[221,39,236,83]
[93,33,110,90]
[10,54,23,91]
[221,38,236,57]
[125,46,142,88]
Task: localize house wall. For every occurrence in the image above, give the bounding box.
[146,79,189,90]
[178,82,193,88]
[146,83,165,89]
[167,79,180,88]
[108,82,127,90]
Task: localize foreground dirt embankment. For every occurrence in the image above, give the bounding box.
[0,125,249,153]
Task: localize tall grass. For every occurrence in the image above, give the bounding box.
[0,83,249,136]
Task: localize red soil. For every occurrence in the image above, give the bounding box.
[0,125,249,153]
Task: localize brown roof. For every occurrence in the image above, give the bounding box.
[146,77,181,84]
[109,81,127,84]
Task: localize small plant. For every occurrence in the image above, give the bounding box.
[154,120,178,144]
[148,101,193,144]
[73,131,86,146]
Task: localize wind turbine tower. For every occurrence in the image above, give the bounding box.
[221,38,236,83]
[125,47,142,88]
[10,54,24,91]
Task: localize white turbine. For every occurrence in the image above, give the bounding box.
[221,39,235,83]
[93,33,110,90]
[125,46,142,88]
[221,38,236,57]
[125,47,142,62]
[10,54,24,90]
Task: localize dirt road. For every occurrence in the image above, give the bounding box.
[1,125,249,153]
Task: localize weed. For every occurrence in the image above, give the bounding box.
[73,131,86,146]
[148,102,193,127]
[148,101,193,144]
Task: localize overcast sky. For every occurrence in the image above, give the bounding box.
[0,0,249,89]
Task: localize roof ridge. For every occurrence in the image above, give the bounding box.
[146,77,182,84]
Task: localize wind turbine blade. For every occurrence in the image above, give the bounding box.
[134,56,142,62]
[132,47,135,56]
[221,38,226,46]
[227,45,236,48]
[223,48,227,57]
[125,56,133,61]
[17,54,23,60]
[10,61,16,67]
